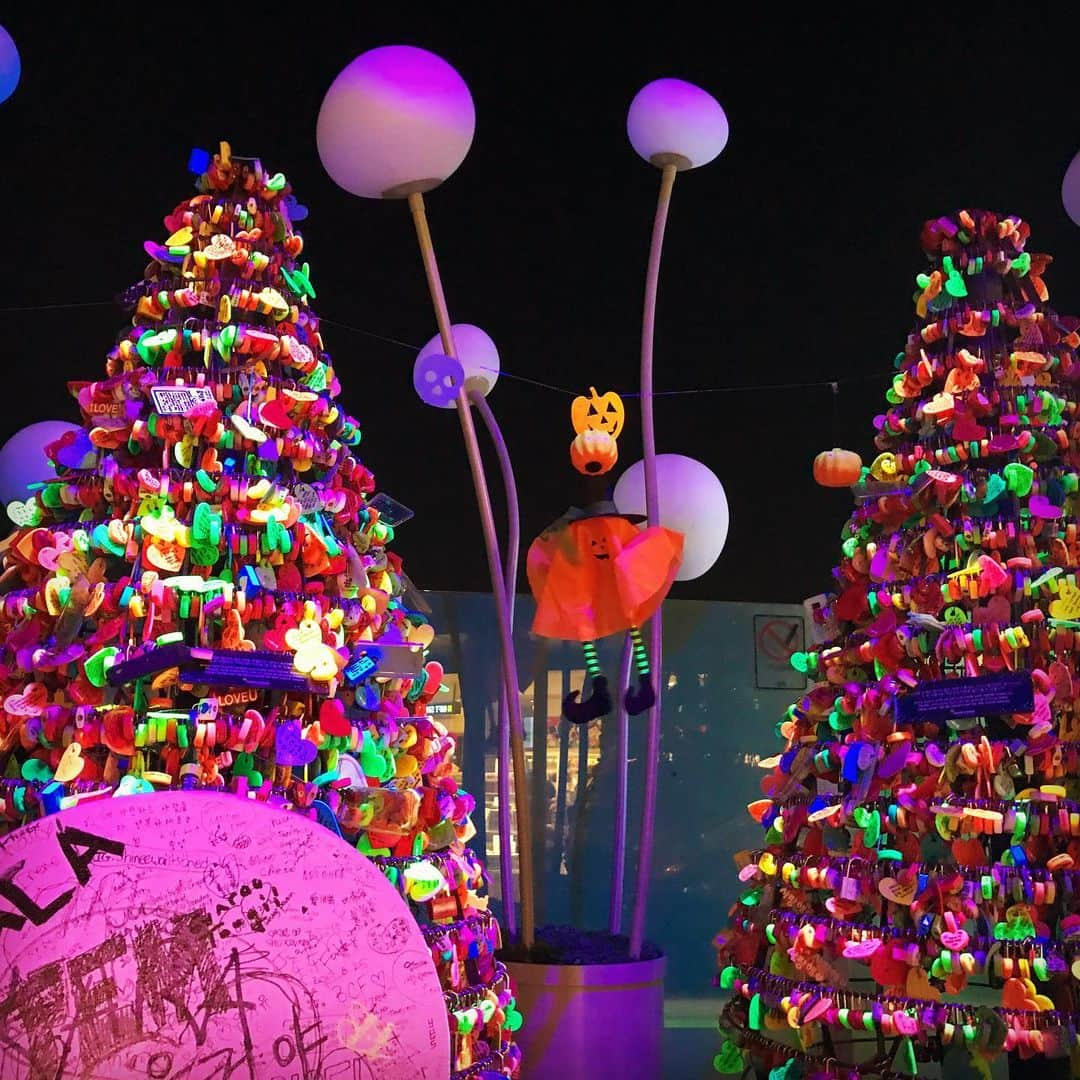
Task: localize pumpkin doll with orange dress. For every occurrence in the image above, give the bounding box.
[527,391,683,723]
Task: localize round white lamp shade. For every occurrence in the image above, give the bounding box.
[627,78,729,170]
[316,45,475,199]
[613,454,729,580]
[416,323,500,407]
[1063,150,1080,227]
[0,420,81,508]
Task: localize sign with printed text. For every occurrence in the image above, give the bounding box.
[753,614,806,690]
[150,385,217,415]
[0,792,450,1079]
[896,671,1034,723]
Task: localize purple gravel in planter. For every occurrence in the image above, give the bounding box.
[498,924,663,966]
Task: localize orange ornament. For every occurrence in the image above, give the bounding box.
[569,430,619,476]
[813,448,862,487]
[570,386,625,439]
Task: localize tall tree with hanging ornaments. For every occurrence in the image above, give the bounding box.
[713,209,1080,1080]
[0,143,520,1078]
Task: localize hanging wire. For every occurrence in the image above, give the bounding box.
[0,298,894,399]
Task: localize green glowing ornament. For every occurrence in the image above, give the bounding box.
[21,758,53,783]
[281,262,316,299]
[747,993,763,1031]
[943,256,968,298]
[770,1060,802,1080]
[84,647,120,688]
[981,473,1006,505]
[893,1035,918,1076]
[232,752,263,789]
[1003,462,1034,496]
[713,1040,744,1074]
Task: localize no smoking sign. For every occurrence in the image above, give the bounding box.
[753,614,807,690]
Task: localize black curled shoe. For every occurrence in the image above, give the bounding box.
[562,675,613,724]
[623,673,655,716]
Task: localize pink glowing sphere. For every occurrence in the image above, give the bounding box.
[416,324,500,408]
[627,78,728,170]
[1063,151,1080,227]
[316,45,475,199]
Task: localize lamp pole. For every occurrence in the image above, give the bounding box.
[407,191,535,948]
[628,162,677,959]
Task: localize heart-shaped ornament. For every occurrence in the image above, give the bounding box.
[52,429,98,470]
[923,391,956,420]
[7,499,42,527]
[982,473,1007,504]
[842,938,881,960]
[879,877,916,905]
[318,698,351,738]
[973,594,1011,626]
[53,742,85,782]
[940,928,970,951]
[203,233,236,259]
[905,966,941,1002]
[21,757,53,782]
[1050,581,1080,621]
[1029,494,1062,519]
[258,399,293,431]
[275,719,318,767]
[5,683,49,716]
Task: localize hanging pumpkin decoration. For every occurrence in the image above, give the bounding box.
[571,386,626,440]
[570,430,619,475]
[527,390,682,724]
[813,448,863,488]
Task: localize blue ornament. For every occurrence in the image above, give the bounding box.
[0,26,20,105]
[188,147,211,174]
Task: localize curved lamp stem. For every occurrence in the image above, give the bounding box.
[629,162,677,959]
[407,192,535,948]
[470,390,520,940]
[608,632,633,935]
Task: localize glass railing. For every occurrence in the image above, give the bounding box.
[421,591,807,1001]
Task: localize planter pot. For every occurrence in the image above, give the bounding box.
[506,954,665,1078]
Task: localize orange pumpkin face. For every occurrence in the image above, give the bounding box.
[570,431,619,475]
[571,387,625,440]
[813,448,863,488]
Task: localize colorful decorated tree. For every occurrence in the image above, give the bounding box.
[714,210,1080,1079]
[0,143,519,1078]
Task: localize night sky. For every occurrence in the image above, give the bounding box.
[2,8,1080,604]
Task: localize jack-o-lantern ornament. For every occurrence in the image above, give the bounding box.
[570,431,619,475]
[528,394,682,724]
[571,386,626,440]
[813,448,863,488]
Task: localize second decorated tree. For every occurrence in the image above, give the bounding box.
[715,210,1080,1078]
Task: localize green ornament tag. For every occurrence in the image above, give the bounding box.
[894,1035,918,1076]
[713,1039,744,1074]
[21,758,53,783]
[748,992,763,1031]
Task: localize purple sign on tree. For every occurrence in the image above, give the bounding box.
[896,671,1034,723]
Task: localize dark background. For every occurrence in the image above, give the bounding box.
[2,6,1080,603]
